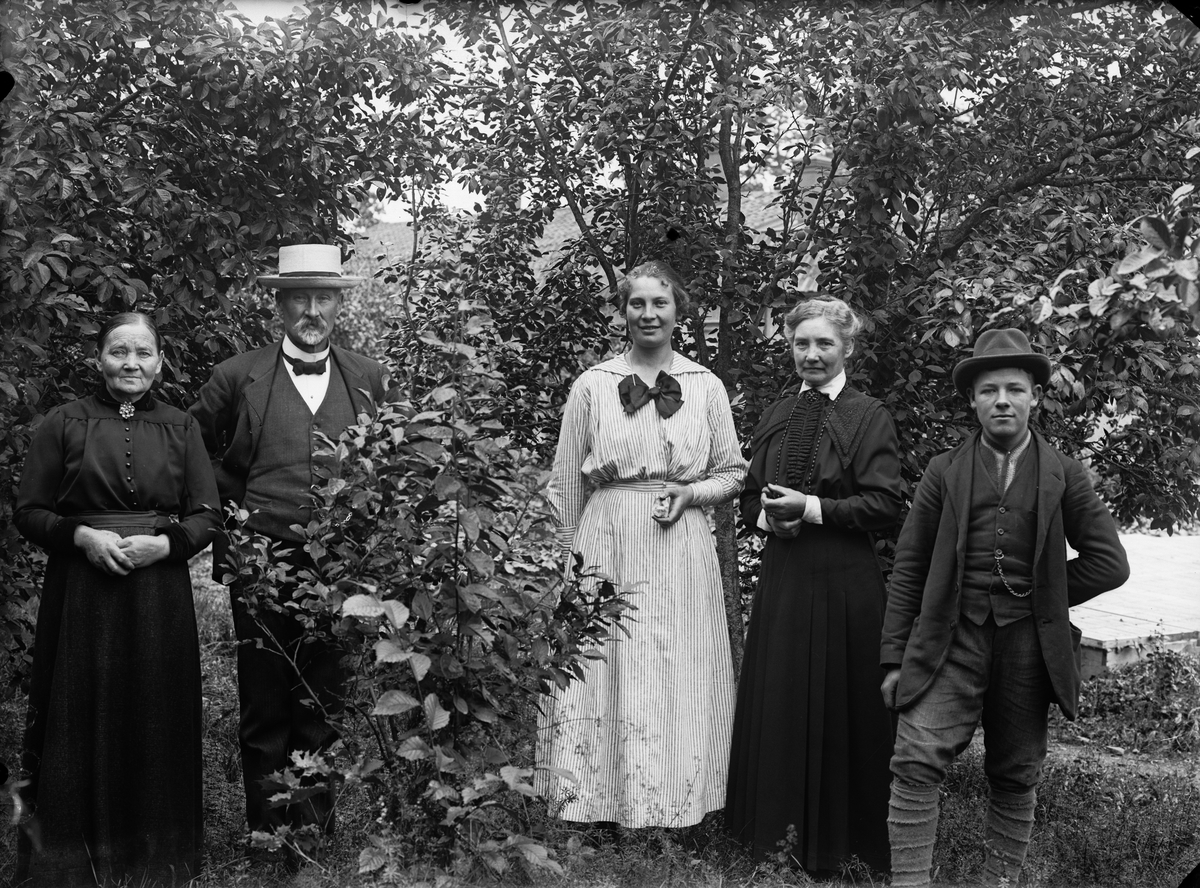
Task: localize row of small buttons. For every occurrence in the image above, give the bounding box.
[125,425,137,502]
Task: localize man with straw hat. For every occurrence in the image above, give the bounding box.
[879,328,1129,886]
[190,244,387,867]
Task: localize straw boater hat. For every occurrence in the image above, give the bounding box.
[952,328,1053,396]
[256,244,364,289]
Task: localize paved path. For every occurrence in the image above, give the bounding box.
[1071,533,1200,675]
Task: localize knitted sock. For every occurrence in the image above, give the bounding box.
[982,787,1036,886]
[888,779,940,888]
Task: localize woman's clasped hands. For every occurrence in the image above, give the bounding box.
[761,482,808,539]
[74,525,170,576]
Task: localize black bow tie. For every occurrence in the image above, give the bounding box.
[618,371,684,418]
[288,355,327,375]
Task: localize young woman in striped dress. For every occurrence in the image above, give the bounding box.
[537,260,745,833]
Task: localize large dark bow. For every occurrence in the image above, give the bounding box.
[618,371,683,418]
[288,355,328,375]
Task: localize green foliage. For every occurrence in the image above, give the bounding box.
[0,0,438,668]
[219,285,632,877]
[1068,644,1200,754]
[6,0,1200,879]
[409,0,1200,530]
[936,742,1200,887]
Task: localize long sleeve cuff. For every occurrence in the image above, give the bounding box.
[687,475,742,508]
[50,516,85,551]
[803,495,823,524]
[157,524,191,562]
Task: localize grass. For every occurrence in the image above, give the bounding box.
[1,549,1199,886]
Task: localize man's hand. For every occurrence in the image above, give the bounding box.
[881,667,902,711]
[74,526,135,577]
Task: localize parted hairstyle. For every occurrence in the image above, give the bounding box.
[96,311,163,352]
[783,294,865,347]
[616,260,693,316]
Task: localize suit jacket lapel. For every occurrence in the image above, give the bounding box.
[243,343,283,453]
[331,345,374,415]
[944,432,977,574]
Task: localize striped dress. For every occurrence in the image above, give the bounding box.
[537,353,746,828]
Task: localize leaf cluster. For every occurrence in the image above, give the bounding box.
[219,291,633,877]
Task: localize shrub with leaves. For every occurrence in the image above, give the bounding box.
[218,288,632,877]
[1067,645,1200,755]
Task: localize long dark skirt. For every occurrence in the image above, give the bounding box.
[725,523,894,874]
[16,521,203,887]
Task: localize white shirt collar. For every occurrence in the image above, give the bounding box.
[800,369,847,399]
[282,337,330,363]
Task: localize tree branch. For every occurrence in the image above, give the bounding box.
[934,105,1186,261]
[490,8,618,293]
[95,86,147,128]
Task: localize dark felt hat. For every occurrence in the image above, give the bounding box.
[952,328,1052,396]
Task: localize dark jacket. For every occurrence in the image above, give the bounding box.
[880,429,1129,719]
[188,342,387,574]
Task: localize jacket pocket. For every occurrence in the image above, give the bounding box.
[1070,621,1083,670]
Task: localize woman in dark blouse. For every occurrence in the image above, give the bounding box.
[725,296,903,876]
[14,312,219,887]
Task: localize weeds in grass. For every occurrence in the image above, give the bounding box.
[3,562,1198,888]
[1056,638,1200,754]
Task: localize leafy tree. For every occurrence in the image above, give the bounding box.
[0,0,439,665]
[5,0,1200,877]
[403,1,1200,636]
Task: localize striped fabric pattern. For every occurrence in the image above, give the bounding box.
[537,353,746,828]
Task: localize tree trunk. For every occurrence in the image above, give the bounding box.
[716,502,743,676]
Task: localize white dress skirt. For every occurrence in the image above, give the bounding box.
[536,353,746,828]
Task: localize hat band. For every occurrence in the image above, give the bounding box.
[280,271,342,277]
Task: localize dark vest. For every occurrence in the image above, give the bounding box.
[243,357,356,542]
[960,440,1038,626]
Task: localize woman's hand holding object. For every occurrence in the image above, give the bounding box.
[762,483,807,538]
[653,484,694,527]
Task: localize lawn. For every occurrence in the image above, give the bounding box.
[1,549,1198,887]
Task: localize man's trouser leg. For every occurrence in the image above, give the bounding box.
[230,559,345,838]
[889,617,995,887]
[231,580,302,834]
[979,616,1054,886]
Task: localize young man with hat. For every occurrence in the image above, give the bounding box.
[879,328,1129,886]
[190,244,388,863]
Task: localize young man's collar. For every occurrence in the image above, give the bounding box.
[980,428,1032,456]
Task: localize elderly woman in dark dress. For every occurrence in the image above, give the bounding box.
[14,312,219,887]
[725,296,903,875]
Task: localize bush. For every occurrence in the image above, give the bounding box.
[218,285,633,879]
[1062,644,1200,755]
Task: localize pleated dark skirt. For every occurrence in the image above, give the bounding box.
[725,523,894,874]
[16,516,203,887]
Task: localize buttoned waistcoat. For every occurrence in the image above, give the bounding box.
[188,341,387,578]
[880,430,1129,719]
